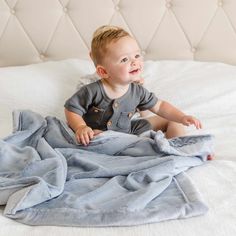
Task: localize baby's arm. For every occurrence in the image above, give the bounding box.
[149,100,202,129]
[65,109,96,146]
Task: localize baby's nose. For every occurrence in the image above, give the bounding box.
[131,59,137,66]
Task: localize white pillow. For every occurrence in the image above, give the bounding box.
[142,60,236,118]
[0,59,95,138]
[76,72,99,90]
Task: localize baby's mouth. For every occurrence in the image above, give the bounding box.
[129,68,140,74]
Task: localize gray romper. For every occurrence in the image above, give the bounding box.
[64,80,158,135]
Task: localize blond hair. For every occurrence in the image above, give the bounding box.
[90,25,130,66]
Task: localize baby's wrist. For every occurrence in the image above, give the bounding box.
[75,124,88,132]
[179,114,187,123]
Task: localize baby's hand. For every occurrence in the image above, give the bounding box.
[75,125,94,146]
[181,115,202,129]
[93,129,103,136]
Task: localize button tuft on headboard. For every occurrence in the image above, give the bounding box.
[218,1,223,7]
[166,3,172,9]
[115,5,120,11]
[10,9,15,14]
[39,54,46,60]
[191,47,197,53]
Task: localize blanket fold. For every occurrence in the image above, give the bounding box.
[0,110,213,226]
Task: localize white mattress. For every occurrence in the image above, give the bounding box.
[0,59,235,236]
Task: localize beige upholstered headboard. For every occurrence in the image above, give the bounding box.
[1,0,236,67]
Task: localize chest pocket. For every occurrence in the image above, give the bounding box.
[86,106,105,124]
[117,111,134,129]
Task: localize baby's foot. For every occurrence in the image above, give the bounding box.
[207,154,215,161]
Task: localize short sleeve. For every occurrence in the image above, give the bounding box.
[64,86,92,116]
[137,86,158,111]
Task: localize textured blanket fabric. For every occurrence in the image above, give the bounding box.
[0,110,214,226]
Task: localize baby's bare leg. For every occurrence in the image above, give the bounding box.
[142,112,186,138]
[165,121,186,138]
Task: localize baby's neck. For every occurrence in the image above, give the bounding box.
[101,78,129,100]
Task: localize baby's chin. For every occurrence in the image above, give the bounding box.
[131,72,142,79]
[132,73,142,81]
[131,78,142,84]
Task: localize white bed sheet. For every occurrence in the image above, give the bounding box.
[0,59,235,236]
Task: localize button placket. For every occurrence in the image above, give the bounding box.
[107,120,112,127]
[113,101,119,109]
[128,112,133,118]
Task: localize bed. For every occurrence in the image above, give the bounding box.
[0,0,236,235]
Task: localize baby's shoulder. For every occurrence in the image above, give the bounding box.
[79,80,101,92]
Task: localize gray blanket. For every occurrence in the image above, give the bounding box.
[0,110,214,226]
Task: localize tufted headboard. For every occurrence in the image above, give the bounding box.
[0,0,236,67]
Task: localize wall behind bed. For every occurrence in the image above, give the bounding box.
[0,0,236,67]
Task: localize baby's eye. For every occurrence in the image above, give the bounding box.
[135,54,141,58]
[121,57,128,63]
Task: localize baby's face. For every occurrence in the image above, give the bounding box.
[101,36,143,85]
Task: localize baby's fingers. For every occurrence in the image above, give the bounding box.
[82,130,95,145]
[197,120,202,129]
[88,130,94,140]
[191,119,202,129]
[80,133,90,146]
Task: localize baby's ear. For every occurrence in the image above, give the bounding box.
[96,65,109,78]
[89,52,93,60]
